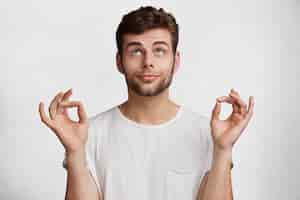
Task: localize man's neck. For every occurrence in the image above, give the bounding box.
[118,92,180,125]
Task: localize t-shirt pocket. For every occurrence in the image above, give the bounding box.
[166,168,204,200]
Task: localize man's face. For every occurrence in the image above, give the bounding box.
[117,28,180,97]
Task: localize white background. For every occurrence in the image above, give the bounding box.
[0,0,299,199]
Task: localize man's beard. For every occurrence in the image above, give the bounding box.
[123,61,175,97]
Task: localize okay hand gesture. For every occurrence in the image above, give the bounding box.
[210,88,254,152]
[38,89,89,154]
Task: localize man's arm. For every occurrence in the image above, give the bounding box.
[38,89,102,200]
[197,89,254,200]
[64,149,102,200]
[197,149,233,200]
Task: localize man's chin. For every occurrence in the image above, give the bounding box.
[127,78,171,97]
[129,86,161,97]
[135,90,159,97]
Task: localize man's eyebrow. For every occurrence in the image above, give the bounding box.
[153,41,169,47]
[125,41,170,50]
[125,41,142,50]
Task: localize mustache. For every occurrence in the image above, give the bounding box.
[137,73,160,76]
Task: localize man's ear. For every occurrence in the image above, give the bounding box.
[174,51,180,74]
[116,52,125,74]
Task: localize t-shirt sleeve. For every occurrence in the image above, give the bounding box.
[85,117,102,194]
[202,117,214,174]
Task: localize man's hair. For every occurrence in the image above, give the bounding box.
[116,6,179,56]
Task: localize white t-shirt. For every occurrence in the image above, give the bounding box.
[84,105,213,200]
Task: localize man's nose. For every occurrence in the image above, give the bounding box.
[143,51,154,68]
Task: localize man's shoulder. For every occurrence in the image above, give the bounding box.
[88,105,118,126]
[181,106,212,139]
[182,105,210,125]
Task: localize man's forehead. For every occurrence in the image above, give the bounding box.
[123,28,172,47]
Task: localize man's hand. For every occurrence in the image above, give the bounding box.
[38,89,89,154]
[210,88,254,153]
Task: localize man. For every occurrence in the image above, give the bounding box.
[38,6,254,200]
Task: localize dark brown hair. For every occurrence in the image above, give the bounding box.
[116,6,179,56]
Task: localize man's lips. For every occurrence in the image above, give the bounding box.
[138,74,160,81]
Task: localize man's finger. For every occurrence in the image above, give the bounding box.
[230,88,240,96]
[49,91,64,119]
[56,88,73,115]
[229,92,247,115]
[245,96,254,121]
[62,88,72,101]
[39,102,53,128]
[57,90,68,114]
[217,96,239,114]
[211,99,221,121]
[217,96,234,103]
[236,96,255,131]
[59,101,88,123]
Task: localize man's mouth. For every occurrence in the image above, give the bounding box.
[138,74,160,81]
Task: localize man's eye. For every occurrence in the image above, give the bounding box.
[130,49,142,56]
[154,48,166,56]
